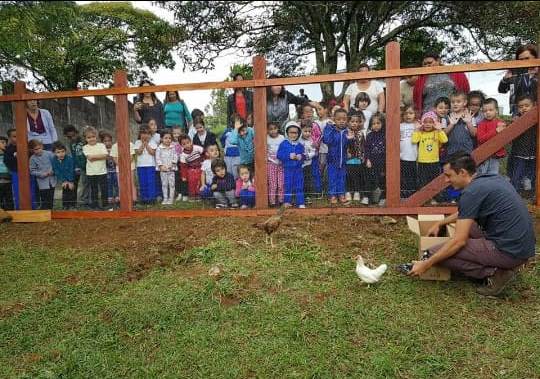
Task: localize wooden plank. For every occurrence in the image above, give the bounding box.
[14,81,31,210]
[2,58,540,103]
[253,56,268,209]
[51,206,457,219]
[403,109,538,207]
[114,71,133,212]
[385,42,401,208]
[7,210,51,222]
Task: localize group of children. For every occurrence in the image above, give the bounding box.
[0,88,536,211]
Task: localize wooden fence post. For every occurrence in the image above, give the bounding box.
[114,70,133,212]
[14,81,31,210]
[385,42,401,207]
[253,56,268,209]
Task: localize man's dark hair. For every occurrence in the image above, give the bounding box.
[63,124,78,135]
[52,141,67,152]
[211,158,227,174]
[423,51,440,60]
[516,94,536,104]
[334,108,348,117]
[483,98,499,109]
[467,90,486,104]
[446,152,476,175]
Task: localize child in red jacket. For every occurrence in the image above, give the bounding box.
[476,98,506,174]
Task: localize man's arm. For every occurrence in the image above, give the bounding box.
[409,218,474,276]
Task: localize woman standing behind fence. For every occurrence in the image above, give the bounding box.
[266,75,318,132]
[163,90,193,134]
[498,44,538,116]
[343,64,385,114]
[26,100,58,151]
[133,79,165,129]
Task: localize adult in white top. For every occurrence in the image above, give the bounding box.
[343,64,385,114]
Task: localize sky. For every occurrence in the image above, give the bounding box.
[78,1,510,114]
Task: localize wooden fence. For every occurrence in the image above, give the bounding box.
[2,42,540,218]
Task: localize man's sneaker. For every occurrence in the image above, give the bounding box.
[353,192,361,201]
[361,197,369,205]
[345,192,352,201]
[476,269,516,297]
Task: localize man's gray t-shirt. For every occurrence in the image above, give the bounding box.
[422,74,455,113]
[458,173,535,259]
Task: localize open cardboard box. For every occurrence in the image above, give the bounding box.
[406,215,453,281]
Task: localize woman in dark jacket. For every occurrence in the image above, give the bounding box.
[498,44,538,116]
[266,75,319,132]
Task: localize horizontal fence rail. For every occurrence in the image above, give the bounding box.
[1,59,540,102]
[4,41,540,218]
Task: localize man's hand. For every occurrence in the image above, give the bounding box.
[408,260,431,277]
[427,221,441,237]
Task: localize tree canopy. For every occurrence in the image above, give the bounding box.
[0,1,182,91]
[160,1,539,100]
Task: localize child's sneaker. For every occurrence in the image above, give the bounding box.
[240,205,249,209]
[361,197,369,205]
[284,203,293,208]
[353,192,361,201]
[230,203,239,209]
[215,204,227,209]
[161,199,169,205]
[339,195,351,205]
[378,199,386,206]
[176,194,183,202]
[345,192,352,201]
[329,197,338,205]
[298,204,306,209]
[182,195,189,202]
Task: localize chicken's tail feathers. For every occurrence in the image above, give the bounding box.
[253,222,264,230]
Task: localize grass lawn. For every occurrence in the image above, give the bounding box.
[0,215,538,378]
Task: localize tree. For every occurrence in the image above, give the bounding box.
[159,1,539,101]
[0,1,182,91]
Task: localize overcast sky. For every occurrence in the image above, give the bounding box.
[79,1,510,114]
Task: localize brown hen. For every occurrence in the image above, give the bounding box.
[253,206,286,247]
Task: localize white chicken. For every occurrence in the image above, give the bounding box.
[355,255,387,285]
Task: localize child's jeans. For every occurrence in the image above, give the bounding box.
[477,158,500,175]
[214,190,238,207]
[107,172,119,203]
[88,174,108,209]
[0,181,14,210]
[510,157,536,192]
[239,189,255,207]
[38,188,55,210]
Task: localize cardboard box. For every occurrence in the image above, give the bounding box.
[406,215,452,281]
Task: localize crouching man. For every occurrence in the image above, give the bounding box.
[410,152,536,296]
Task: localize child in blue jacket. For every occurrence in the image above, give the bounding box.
[322,108,354,205]
[229,116,255,173]
[277,121,305,208]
